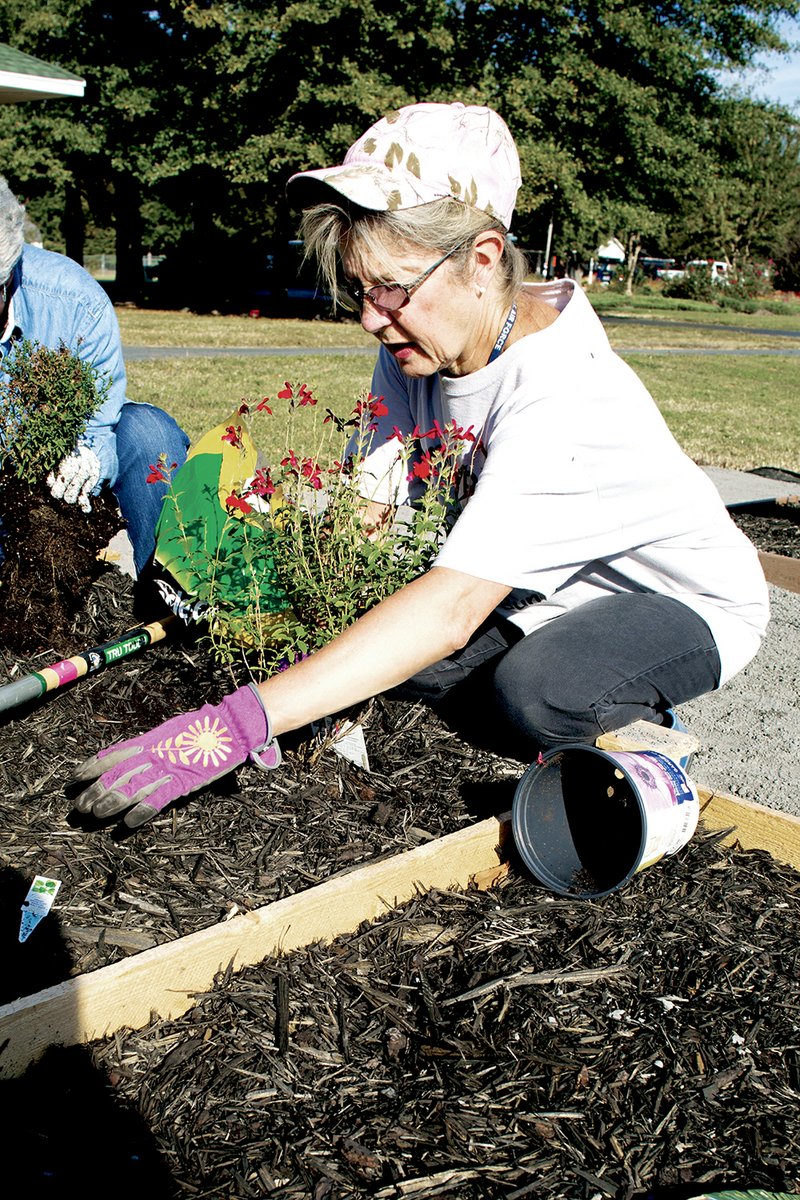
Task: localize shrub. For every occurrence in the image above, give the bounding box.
[724,260,774,300]
[0,338,108,487]
[662,265,716,303]
[156,382,480,677]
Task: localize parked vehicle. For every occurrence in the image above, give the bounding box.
[658,259,729,284]
[640,256,676,280]
[594,260,619,284]
[249,240,334,317]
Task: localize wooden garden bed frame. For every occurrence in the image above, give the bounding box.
[0,549,797,1079]
[1,712,798,1079]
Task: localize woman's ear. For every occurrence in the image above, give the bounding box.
[472,230,506,292]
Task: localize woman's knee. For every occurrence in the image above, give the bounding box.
[116,403,189,467]
[492,654,602,744]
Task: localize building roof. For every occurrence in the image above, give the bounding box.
[0,42,85,103]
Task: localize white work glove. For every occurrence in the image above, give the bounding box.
[47,444,102,514]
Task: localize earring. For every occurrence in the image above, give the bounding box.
[477,285,486,296]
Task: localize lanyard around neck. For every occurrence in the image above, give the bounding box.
[487,302,517,364]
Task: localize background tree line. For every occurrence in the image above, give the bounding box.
[1,0,799,309]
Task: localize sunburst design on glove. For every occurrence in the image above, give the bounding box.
[151,717,235,769]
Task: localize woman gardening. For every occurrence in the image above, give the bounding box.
[73,102,769,828]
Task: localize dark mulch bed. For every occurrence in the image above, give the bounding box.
[0,494,799,1198]
[728,467,800,560]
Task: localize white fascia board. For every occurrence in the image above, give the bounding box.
[0,69,86,102]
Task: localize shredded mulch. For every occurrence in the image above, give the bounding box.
[0,504,798,1199]
[729,469,800,560]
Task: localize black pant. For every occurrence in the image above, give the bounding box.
[392,593,721,756]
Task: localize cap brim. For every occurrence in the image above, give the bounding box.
[287,162,442,214]
[285,168,360,213]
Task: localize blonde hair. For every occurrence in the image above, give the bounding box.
[300,198,527,310]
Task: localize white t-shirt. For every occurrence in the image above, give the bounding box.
[353,280,770,686]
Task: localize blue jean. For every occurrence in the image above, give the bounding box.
[393,593,721,755]
[111,402,190,576]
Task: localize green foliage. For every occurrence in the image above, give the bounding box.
[0,338,107,486]
[669,97,800,269]
[164,383,474,677]
[2,1,800,300]
[663,264,720,302]
[663,257,776,305]
[724,259,776,298]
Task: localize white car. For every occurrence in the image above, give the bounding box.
[658,259,729,283]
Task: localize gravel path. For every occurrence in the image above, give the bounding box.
[682,583,800,817]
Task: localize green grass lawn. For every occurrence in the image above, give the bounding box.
[126,354,374,445]
[120,302,800,472]
[117,308,370,348]
[628,354,799,470]
[587,287,800,327]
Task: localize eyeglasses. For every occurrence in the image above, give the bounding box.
[343,242,466,312]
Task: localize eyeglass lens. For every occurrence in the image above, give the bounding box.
[344,243,462,312]
[345,280,407,311]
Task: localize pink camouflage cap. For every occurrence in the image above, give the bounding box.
[287,102,522,231]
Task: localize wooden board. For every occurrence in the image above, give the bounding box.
[759,550,800,595]
[696,785,800,868]
[597,719,700,762]
[0,813,512,1078]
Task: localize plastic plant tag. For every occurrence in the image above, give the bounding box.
[19,875,62,943]
[311,717,371,771]
[332,721,371,771]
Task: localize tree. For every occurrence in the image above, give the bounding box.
[671,96,800,267]
[1,0,799,305]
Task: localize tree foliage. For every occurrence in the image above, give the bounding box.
[0,0,798,304]
[671,96,800,268]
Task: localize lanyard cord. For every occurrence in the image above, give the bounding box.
[487,302,517,364]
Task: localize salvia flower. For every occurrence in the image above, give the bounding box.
[225,491,254,515]
[222,425,243,448]
[248,467,275,498]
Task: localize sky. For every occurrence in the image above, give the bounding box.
[714,15,800,109]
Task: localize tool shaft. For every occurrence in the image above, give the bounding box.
[0,618,173,715]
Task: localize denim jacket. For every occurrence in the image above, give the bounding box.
[0,244,126,487]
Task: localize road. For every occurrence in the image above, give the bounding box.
[121,314,800,360]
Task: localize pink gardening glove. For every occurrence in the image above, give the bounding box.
[71,684,281,828]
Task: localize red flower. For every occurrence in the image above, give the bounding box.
[238,401,250,416]
[256,397,272,414]
[301,457,323,489]
[225,492,254,514]
[298,383,317,406]
[409,454,433,481]
[222,425,243,448]
[281,450,299,473]
[248,468,275,498]
[146,464,167,484]
[353,394,386,422]
[278,383,293,400]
